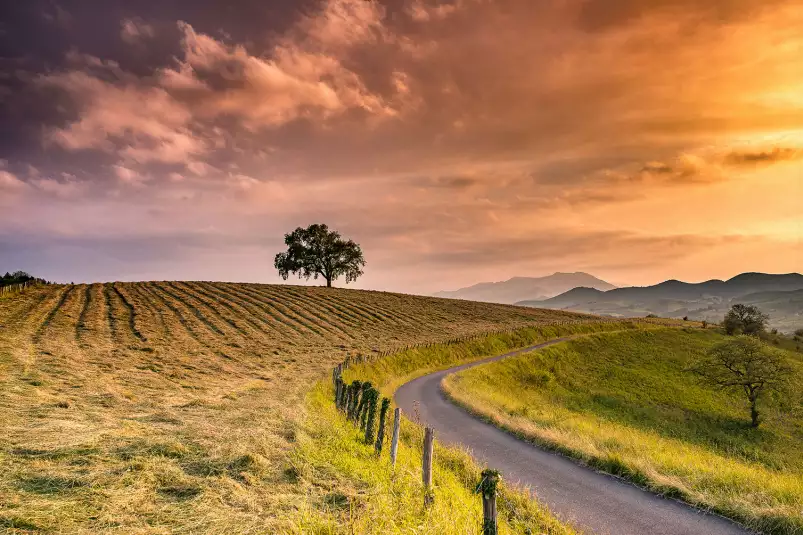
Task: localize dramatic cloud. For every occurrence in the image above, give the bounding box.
[39,70,203,163]
[1,0,801,290]
[120,18,155,44]
[0,170,28,193]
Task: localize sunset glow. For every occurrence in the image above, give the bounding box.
[1,0,801,291]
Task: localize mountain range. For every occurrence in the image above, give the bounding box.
[517,272,803,333]
[433,272,617,304]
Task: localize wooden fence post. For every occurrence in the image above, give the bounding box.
[339,379,347,410]
[364,390,379,444]
[358,384,373,430]
[422,427,434,507]
[375,398,390,454]
[347,381,362,420]
[476,469,500,535]
[389,408,401,467]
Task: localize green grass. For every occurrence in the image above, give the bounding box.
[288,383,576,534]
[275,320,646,533]
[444,328,803,534]
[341,320,645,396]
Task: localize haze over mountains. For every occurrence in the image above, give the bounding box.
[517,272,803,333]
[437,272,803,333]
[434,272,617,304]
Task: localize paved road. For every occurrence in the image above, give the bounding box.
[394,339,753,535]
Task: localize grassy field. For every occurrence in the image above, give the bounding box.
[444,328,803,534]
[0,281,604,533]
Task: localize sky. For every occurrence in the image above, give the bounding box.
[0,0,801,294]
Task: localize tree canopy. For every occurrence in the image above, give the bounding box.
[1,271,45,288]
[274,224,365,287]
[723,303,769,335]
[689,336,791,427]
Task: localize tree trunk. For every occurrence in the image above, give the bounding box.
[326,276,332,287]
[750,395,759,428]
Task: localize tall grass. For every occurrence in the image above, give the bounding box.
[444,328,803,534]
[288,383,576,534]
[280,320,647,533]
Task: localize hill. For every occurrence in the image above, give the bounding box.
[0,282,598,533]
[444,328,803,534]
[518,272,803,332]
[434,272,617,304]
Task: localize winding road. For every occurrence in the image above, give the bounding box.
[394,339,753,535]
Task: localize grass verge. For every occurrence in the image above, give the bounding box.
[443,328,803,535]
[288,383,576,534]
[285,320,647,533]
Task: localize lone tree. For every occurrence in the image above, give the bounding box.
[274,224,365,288]
[690,336,791,428]
[723,303,768,336]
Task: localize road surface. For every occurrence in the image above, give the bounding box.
[394,339,753,535]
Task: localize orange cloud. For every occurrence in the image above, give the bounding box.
[724,147,802,166]
[5,0,802,290]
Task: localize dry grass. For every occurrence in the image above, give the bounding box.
[0,282,603,533]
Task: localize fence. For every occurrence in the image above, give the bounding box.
[0,281,33,297]
[331,361,499,531]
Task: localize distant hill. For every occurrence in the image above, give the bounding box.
[434,272,617,304]
[518,272,803,333]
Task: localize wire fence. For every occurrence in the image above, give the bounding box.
[0,281,34,297]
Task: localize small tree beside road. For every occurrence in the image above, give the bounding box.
[690,336,791,428]
[274,224,365,287]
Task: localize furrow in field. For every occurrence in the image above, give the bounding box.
[111,283,146,342]
[310,291,372,327]
[168,282,261,355]
[356,292,407,322]
[216,283,306,338]
[399,299,443,325]
[203,282,295,339]
[75,284,93,341]
[0,286,52,328]
[311,291,380,326]
[229,284,325,339]
[188,282,278,338]
[282,287,362,330]
[247,284,348,341]
[264,286,358,339]
[173,281,254,339]
[31,283,89,382]
[77,284,114,352]
[32,285,75,344]
[1,286,70,375]
[155,282,225,337]
[102,283,119,341]
[127,282,171,341]
[367,292,430,325]
[104,282,149,351]
[332,291,408,325]
[145,282,215,349]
